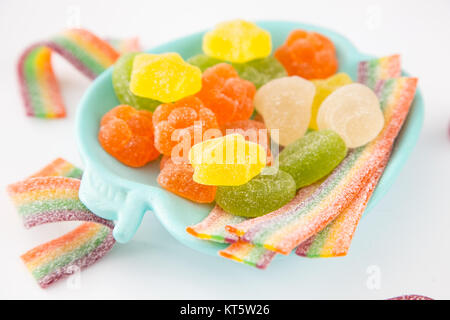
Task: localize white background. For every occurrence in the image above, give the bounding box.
[0,0,449,300]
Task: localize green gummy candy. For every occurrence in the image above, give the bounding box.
[278,129,347,189]
[187,54,287,88]
[187,54,223,72]
[216,169,296,218]
[112,53,161,111]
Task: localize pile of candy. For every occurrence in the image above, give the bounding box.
[97,19,418,268]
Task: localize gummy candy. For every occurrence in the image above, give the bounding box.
[196,63,256,125]
[215,168,296,217]
[221,119,272,163]
[187,54,223,72]
[309,73,353,130]
[129,53,202,103]
[203,20,272,63]
[241,77,418,255]
[188,54,286,89]
[278,129,347,189]
[157,157,216,203]
[317,83,384,148]
[152,96,220,157]
[98,105,160,167]
[254,76,315,146]
[112,53,161,111]
[231,56,287,89]
[189,134,266,186]
[275,29,338,79]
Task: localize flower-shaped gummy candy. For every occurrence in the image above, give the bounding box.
[98,105,160,167]
[130,53,202,103]
[153,96,220,157]
[196,63,256,125]
[112,53,161,111]
[203,20,272,63]
[189,134,266,186]
[275,30,338,79]
[157,157,216,203]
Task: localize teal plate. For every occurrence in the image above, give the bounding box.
[76,21,424,257]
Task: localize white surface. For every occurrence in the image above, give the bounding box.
[0,0,449,300]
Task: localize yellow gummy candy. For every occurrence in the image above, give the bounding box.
[189,134,266,186]
[129,53,202,103]
[309,73,353,130]
[203,20,272,63]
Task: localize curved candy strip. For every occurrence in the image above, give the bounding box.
[107,37,141,54]
[219,242,276,269]
[17,29,121,118]
[7,159,115,288]
[241,77,417,255]
[186,205,243,243]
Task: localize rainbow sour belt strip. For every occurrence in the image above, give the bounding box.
[17,29,138,118]
[219,242,277,269]
[7,159,115,288]
[186,205,243,243]
[240,76,417,255]
[294,55,403,257]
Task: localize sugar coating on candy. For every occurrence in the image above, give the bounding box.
[112,53,161,111]
[275,29,338,79]
[188,54,286,89]
[254,76,315,146]
[278,130,347,189]
[196,63,256,125]
[157,157,216,203]
[186,205,243,243]
[99,105,160,167]
[219,242,276,269]
[216,168,296,217]
[241,77,418,255]
[203,20,272,63]
[189,134,266,186]
[221,119,272,163]
[7,173,115,288]
[317,83,384,148]
[310,73,353,130]
[129,53,202,103]
[152,96,220,157]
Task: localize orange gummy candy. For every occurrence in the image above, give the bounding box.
[157,157,216,203]
[220,119,272,164]
[196,63,256,125]
[99,105,160,167]
[275,30,338,79]
[153,96,220,157]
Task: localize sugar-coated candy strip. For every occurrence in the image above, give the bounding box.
[226,181,321,237]
[186,205,243,243]
[295,55,405,258]
[7,159,115,288]
[357,55,401,90]
[242,77,418,254]
[29,157,83,179]
[296,155,389,257]
[219,242,276,269]
[17,29,125,118]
